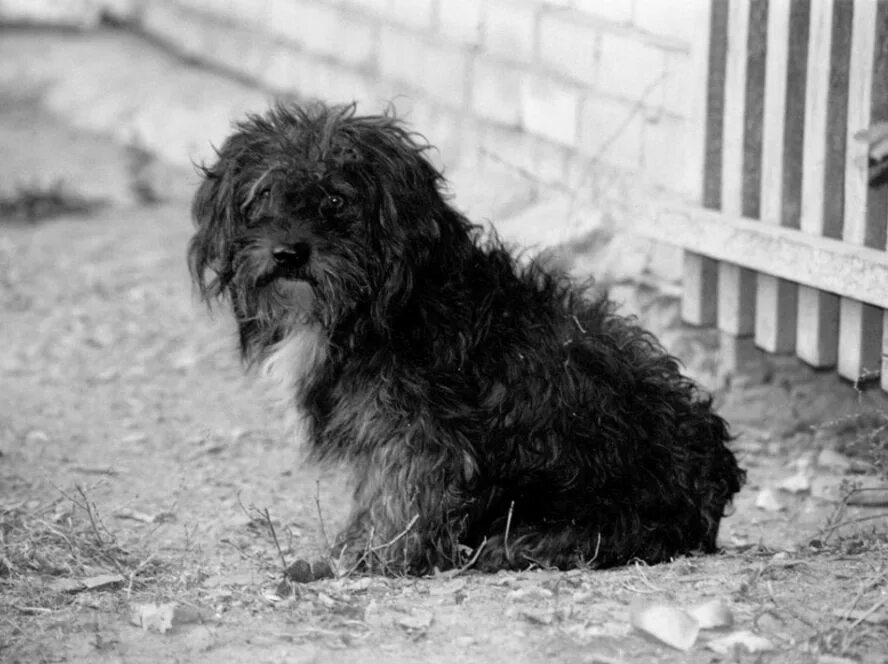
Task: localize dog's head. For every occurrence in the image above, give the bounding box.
[189,102,471,361]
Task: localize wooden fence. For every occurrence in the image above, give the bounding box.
[644,0,888,391]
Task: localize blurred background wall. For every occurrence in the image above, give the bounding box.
[0,0,707,204]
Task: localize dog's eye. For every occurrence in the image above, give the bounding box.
[321,194,346,213]
[254,188,272,206]
[244,187,271,216]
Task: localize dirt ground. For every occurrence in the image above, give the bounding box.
[2,65,888,664]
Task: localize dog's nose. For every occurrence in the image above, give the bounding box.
[272,242,311,269]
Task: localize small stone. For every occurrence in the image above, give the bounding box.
[311,560,334,580]
[284,559,313,583]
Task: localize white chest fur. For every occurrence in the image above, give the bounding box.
[258,324,328,413]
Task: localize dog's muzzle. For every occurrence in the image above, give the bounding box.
[271,242,312,280]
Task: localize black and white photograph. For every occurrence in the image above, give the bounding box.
[1,1,887,662]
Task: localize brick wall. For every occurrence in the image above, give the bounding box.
[136,0,707,200]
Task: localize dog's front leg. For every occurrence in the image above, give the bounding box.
[332,442,470,576]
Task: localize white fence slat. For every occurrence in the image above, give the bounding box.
[838,0,884,382]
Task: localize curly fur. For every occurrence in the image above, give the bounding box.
[189,102,745,574]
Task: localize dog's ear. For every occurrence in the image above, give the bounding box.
[188,151,242,300]
[368,145,473,334]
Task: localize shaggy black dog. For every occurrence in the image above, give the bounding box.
[189,102,745,576]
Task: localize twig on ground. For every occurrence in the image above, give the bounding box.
[631,561,663,593]
[837,569,887,624]
[368,515,420,553]
[125,553,156,599]
[262,507,289,572]
[504,501,515,562]
[766,580,818,630]
[847,591,888,633]
[815,513,888,542]
[315,479,330,551]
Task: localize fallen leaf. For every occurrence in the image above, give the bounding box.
[48,578,87,594]
[816,448,853,473]
[755,488,785,512]
[845,481,888,507]
[776,471,811,494]
[114,507,174,523]
[630,603,699,651]
[810,475,845,502]
[71,465,118,476]
[688,599,733,629]
[508,586,554,601]
[520,607,556,625]
[396,609,434,631]
[706,630,774,654]
[316,592,337,608]
[82,574,125,591]
[130,602,176,634]
[49,573,124,594]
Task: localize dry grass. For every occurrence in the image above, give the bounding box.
[0,485,169,638]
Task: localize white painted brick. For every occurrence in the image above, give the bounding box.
[539,12,598,86]
[661,51,694,117]
[372,78,412,110]
[324,67,377,105]
[378,26,422,87]
[632,0,702,45]
[265,0,303,40]
[454,116,483,169]
[142,3,203,58]
[571,0,633,23]
[388,0,436,30]
[176,0,265,28]
[532,138,570,185]
[304,12,377,67]
[597,31,666,102]
[378,27,469,107]
[339,0,386,15]
[578,95,644,171]
[438,0,483,46]
[485,0,536,61]
[265,1,376,67]
[478,123,536,175]
[296,60,339,100]
[471,58,523,127]
[205,22,272,82]
[262,43,312,91]
[642,113,695,194]
[415,41,470,107]
[520,76,581,146]
[403,101,464,170]
[268,55,371,105]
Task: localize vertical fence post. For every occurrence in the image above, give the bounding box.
[718,0,762,337]
[839,0,887,384]
[683,0,727,327]
[756,0,809,353]
[798,0,850,368]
